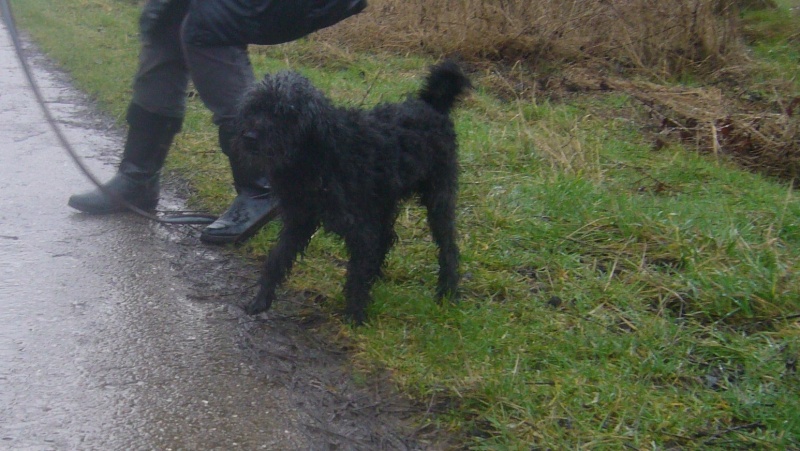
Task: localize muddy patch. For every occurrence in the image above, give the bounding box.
[160,229,448,450]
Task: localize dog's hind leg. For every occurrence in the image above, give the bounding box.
[245,216,319,315]
[421,185,460,302]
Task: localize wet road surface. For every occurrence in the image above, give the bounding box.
[0,19,311,450]
[0,22,432,451]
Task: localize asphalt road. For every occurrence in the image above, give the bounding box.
[0,18,321,450]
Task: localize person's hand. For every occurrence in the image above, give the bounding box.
[139,0,190,38]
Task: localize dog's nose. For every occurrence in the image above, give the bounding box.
[243,130,259,141]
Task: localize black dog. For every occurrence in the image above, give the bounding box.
[233,61,471,324]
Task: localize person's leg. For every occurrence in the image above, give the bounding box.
[68,8,188,214]
[181,26,278,244]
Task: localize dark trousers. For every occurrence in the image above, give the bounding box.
[131,8,255,127]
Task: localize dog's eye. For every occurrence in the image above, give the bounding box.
[242,130,259,144]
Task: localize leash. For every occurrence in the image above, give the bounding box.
[0,0,216,225]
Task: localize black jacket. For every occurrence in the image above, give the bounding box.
[141,0,367,46]
[185,0,368,46]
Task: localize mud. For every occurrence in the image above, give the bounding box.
[0,22,441,451]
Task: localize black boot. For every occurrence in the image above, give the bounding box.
[68,103,183,214]
[200,125,279,245]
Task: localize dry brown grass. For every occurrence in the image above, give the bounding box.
[320,0,742,77]
[558,67,800,181]
[316,0,800,183]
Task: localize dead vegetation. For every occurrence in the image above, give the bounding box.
[322,0,743,76]
[561,67,800,182]
[316,0,800,183]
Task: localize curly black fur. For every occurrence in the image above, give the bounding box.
[234,61,471,324]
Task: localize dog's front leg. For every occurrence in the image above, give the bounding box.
[245,217,319,315]
[342,230,391,325]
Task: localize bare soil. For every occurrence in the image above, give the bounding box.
[163,228,456,450]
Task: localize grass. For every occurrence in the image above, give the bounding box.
[741,0,800,91]
[12,0,800,448]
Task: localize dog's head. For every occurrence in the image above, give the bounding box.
[233,71,332,171]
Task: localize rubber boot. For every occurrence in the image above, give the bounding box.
[68,103,183,214]
[200,125,279,245]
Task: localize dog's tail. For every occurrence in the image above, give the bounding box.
[419,60,471,115]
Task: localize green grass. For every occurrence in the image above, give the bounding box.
[13,0,800,448]
[741,0,800,92]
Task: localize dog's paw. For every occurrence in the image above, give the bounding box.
[244,294,273,315]
[343,308,367,327]
[435,288,460,305]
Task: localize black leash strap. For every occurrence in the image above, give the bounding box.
[0,0,216,225]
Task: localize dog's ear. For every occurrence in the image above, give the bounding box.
[275,72,332,140]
